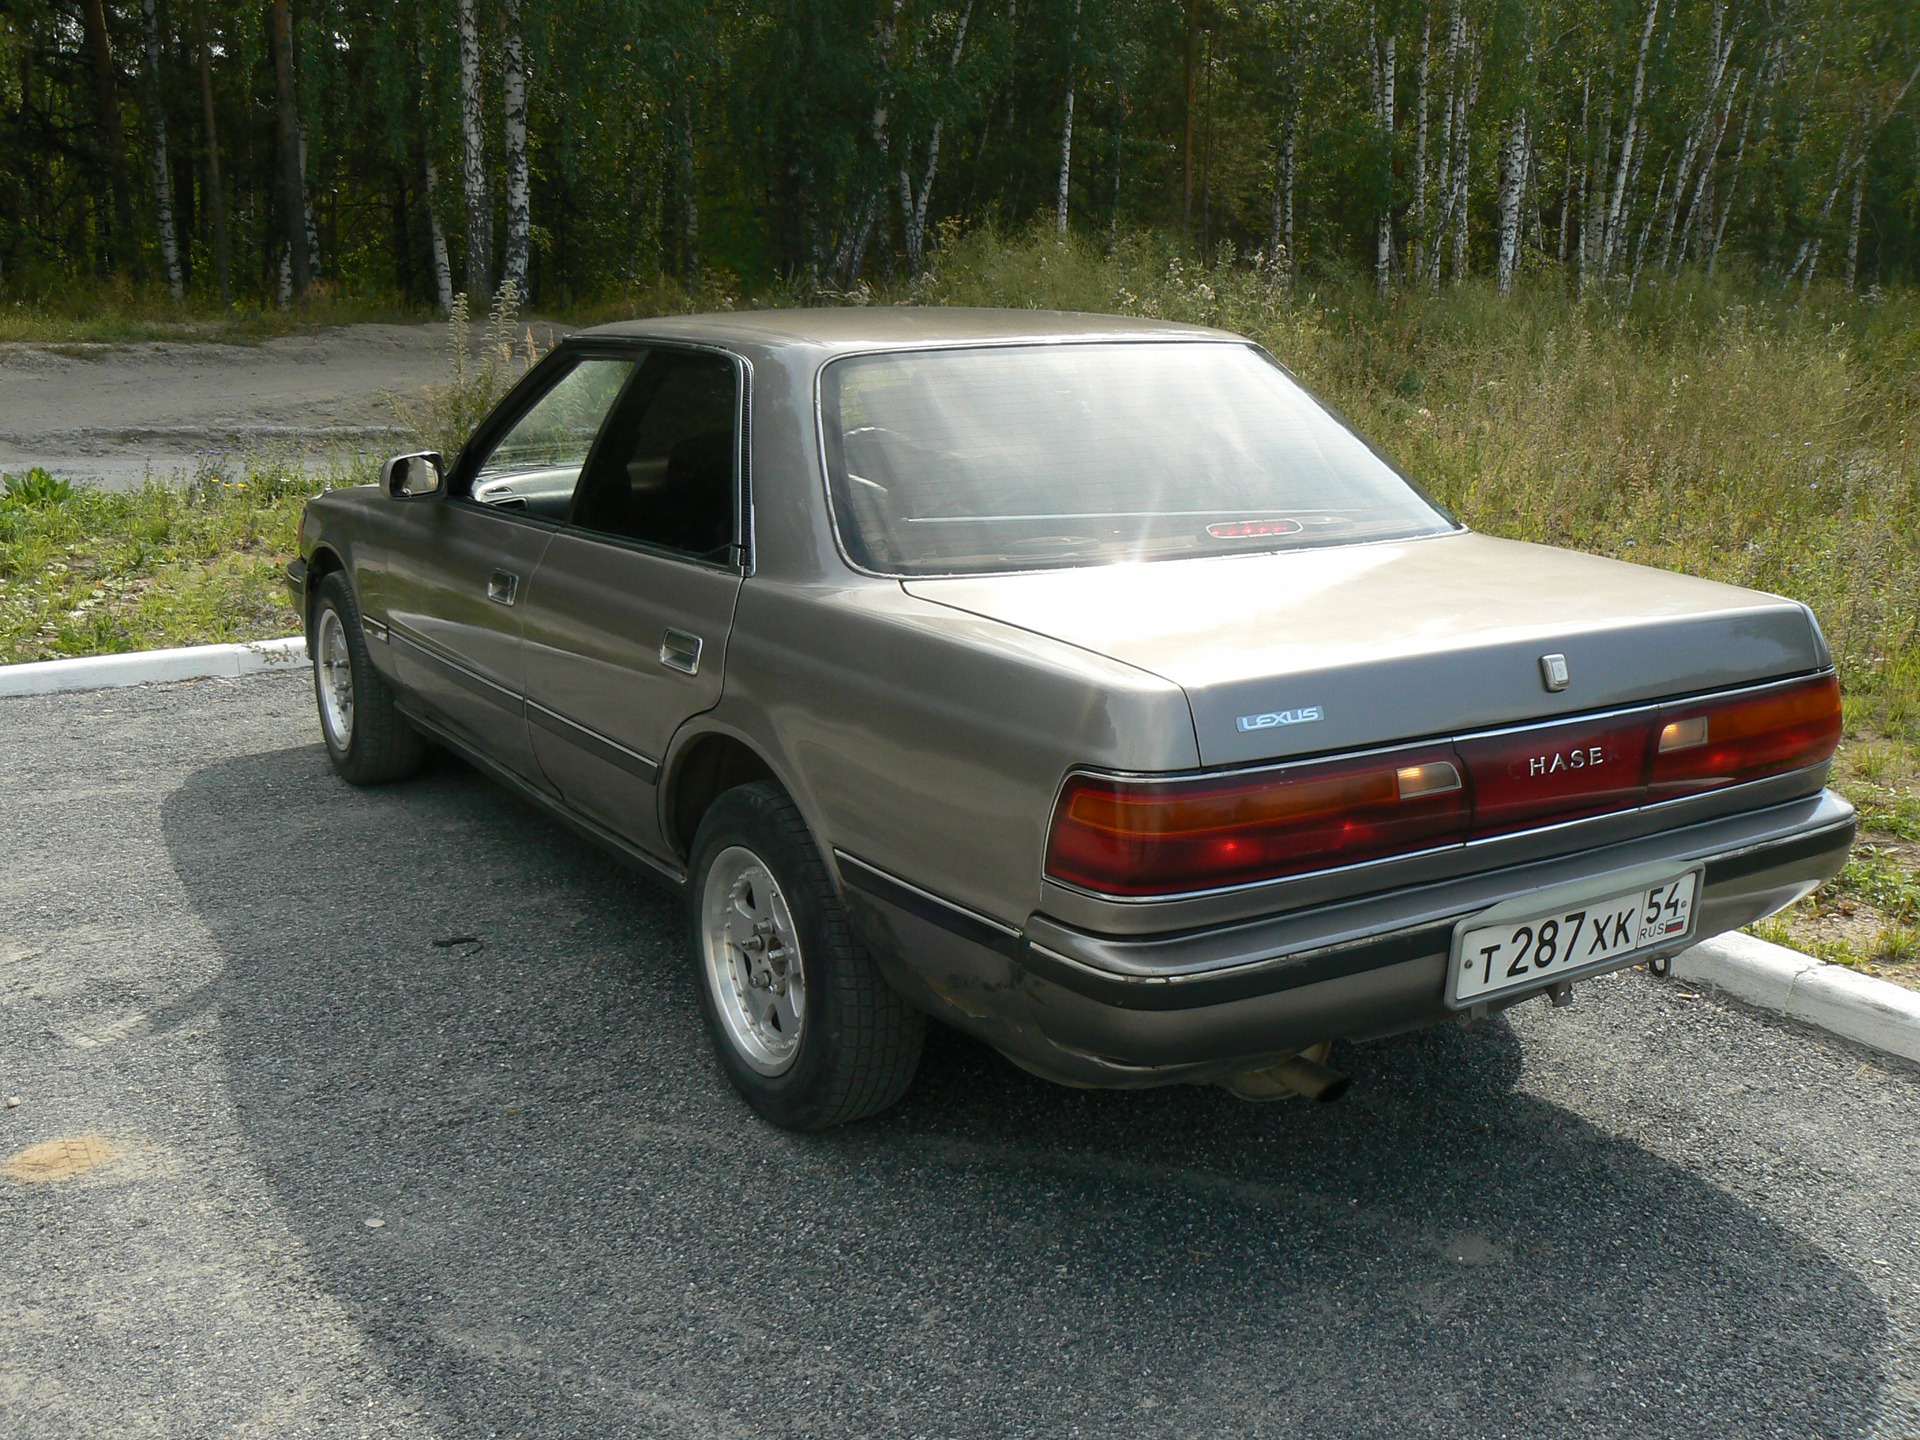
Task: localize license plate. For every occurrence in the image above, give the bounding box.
[1448,869,1701,1007]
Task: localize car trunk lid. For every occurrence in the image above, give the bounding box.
[902,531,1827,768]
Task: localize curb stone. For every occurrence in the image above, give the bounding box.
[2,636,1915,1068]
[0,636,307,698]
[1672,931,1920,1065]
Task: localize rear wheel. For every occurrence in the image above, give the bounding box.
[311,570,427,785]
[689,782,925,1128]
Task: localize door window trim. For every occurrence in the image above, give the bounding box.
[558,339,754,576]
[442,337,754,574]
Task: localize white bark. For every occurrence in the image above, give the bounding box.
[1602,0,1660,276]
[140,0,183,301]
[1447,30,1476,284]
[1495,106,1529,292]
[457,0,489,300]
[1845,151,1865,289]
[425,158,454,315]
[1269,100,1299,284]
[1413,7,1431,272]
[901,0,972,273]
[1373,18,1395,294]
[1427,0,1462,285]
[298,120,320,277]
[1657,0,1733,274]
[502,0,529,298]
[1707,71,1757,275]
[1056,0,1080,235]
[1677,70,1740,268]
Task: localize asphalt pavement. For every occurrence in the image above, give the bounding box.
[2,672,1917,1439]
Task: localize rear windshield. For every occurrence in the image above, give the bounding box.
[819,341,1453,576]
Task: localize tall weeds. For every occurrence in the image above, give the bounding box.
[897,228,1920,739]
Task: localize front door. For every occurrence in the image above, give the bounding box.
[383,351,639,778]
[520,346,747,858]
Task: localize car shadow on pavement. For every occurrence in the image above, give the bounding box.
[162,743,1889,1440]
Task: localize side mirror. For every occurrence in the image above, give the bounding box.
[380,451,445,499]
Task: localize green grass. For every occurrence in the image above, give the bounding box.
[7,226,1918,983]
[0,278,426,344]
[0,457,351,661]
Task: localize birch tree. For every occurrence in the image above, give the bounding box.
[502,0,530,299]
[1056,0,1081,234]
[139,0,182,300]
[457,0,490,302]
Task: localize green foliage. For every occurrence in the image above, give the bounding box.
[1,469,73,509]
[0,457,354,664]
[382,284,546,458]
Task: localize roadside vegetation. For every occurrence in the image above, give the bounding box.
[3,230,1915,983]
[0,282,422,345]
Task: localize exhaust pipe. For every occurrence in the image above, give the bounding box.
[1219,1050,1351,1104]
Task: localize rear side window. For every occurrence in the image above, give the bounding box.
[570,349,739,560]
[820,341,1451,576]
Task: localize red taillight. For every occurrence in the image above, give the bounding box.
[1046,673,1843,897]
[1044,748,1468,896]
[1647,672,1842,800]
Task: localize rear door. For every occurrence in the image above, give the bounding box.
[520,346,747,858]
[382,349,639,778]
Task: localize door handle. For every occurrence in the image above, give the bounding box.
[487,570,519,606]
[660,628,703,675]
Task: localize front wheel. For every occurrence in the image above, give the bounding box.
[311,571,427,785]
[689,782,925,1129]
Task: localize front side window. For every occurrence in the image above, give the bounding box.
[820,341,1453,576]
[468,356,638,519]
[569,349,739,560]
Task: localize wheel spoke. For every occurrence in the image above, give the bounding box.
[699,846,807,1076]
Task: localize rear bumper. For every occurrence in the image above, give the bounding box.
[839,788,1855,1088]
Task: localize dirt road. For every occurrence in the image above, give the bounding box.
[0,321,566,488]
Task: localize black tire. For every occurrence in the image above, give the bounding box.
[688,782,925,1129]
[310,570,427,786]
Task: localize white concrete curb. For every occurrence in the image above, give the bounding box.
[0,636,307,698]
[1673,931,1920,1065]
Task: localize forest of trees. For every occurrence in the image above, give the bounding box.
[2,0,1917,309]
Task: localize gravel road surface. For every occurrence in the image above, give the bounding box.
[2,672,1916,1439]
[0,322,564,489]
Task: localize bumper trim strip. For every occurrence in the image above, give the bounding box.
[836,852,1023,959]
[1017,815,1857,1013]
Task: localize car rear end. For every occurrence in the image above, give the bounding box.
[815,331,1853,1088]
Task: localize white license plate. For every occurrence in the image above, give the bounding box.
[1448,869,1700,1007]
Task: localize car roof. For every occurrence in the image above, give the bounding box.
[576,305,1238,357]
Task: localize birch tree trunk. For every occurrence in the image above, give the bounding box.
[1844,153,1865,289]
[1495,106,1528,292]
[900,0,972,273]
[192,0,230,301]
[1372,16,1395,295]
[457,0,490,302]
[502,0,529,300]
[1707,73,1756,275]
[1269,101,1299,283]
[139,0,183,299]
[1427,0,1461,285]
[1447,30,1476,283]
[269,0,310,299]
[298,121,320,277]
[1056,0,1080,235]
[1602,0,1660,276]
[425,158,454,314]
[1657,0,1731,275]
[1413,7,1431,276]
